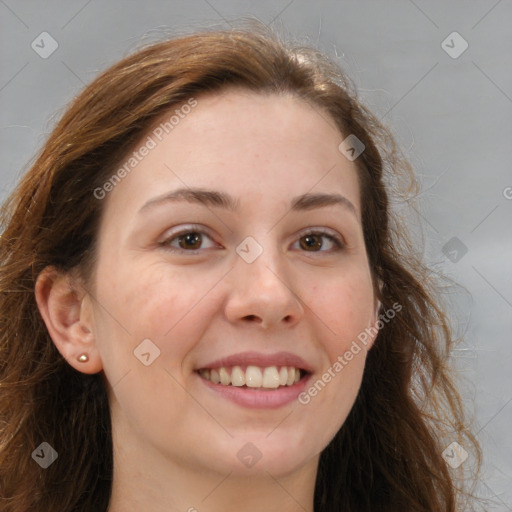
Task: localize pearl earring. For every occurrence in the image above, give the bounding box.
[77,353,89,363]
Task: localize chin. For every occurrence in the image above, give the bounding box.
[216,435,317,477]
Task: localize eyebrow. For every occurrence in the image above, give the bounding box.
[139,187,358,217]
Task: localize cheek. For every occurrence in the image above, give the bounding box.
[95,267,219,433]
[297,273,373,447]
[94,262,222,365]
[312,270,375,350]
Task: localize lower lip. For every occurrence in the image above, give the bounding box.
[197,372,312,409]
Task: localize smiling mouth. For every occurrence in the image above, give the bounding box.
[196,365,310,390]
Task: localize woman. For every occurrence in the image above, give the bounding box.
[0,21,480,512]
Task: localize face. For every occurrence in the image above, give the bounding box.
[85,89,378,478]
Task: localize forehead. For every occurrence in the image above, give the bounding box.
[102,89,361,220]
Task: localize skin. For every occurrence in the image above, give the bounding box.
[35,89,380,512]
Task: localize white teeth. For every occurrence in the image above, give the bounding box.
[286,367,295,386]
[279,366,288,386]
[219,367,230,386]
[210,368,220,384]
[262,366,280,388]
[246,366,263,387]
[231,366,245,387]
[199,365,304,388]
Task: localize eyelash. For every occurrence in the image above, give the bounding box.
[160,224,345,254]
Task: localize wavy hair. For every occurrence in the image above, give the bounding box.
[0,20,480,512]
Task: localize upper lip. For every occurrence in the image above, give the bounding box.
[196,351,313,372]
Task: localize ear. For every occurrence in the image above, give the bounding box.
[35,266,103,374]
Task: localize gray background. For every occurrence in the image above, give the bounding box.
[1,0,511,509]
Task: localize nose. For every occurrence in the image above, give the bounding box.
[223,246,305,329]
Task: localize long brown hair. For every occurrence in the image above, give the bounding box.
[0,20,480,511]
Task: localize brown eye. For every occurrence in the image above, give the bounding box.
[294,230,343,252]
[300,234,323,251]
[177,232,203,250]
[161,226,217,253]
